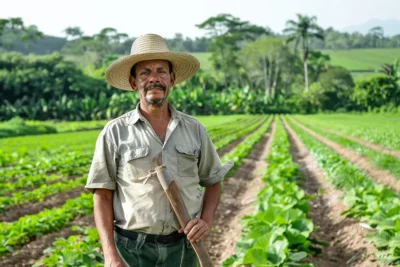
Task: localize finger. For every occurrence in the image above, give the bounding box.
[186,222,202,239]
[188,222,209,240]
[184,218,199,234]
[191,226,208,242]
[178,227,184,233]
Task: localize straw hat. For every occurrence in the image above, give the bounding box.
[105,33,200,91]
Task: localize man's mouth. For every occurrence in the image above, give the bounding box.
[144,83,166,92]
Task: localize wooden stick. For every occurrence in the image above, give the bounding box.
[155,167,214,267]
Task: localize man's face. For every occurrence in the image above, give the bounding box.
[129,59,175,107]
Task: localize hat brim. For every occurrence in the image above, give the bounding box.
[105,52,200,91]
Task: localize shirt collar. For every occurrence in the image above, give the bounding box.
[128,102,181,125]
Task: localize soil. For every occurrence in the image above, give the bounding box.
[204,119,276,266]
[0,188,85,222]
[0,118,273,266]
[282,117,381,267]
[217,115,270,158]
[0,214,95,267]
[324,129,400,160]
[289,117,400,194]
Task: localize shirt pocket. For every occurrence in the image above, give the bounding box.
[176,145,199,177]
[123,146,151,182]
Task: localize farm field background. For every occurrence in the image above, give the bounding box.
[2,3,400,266]
[193,48,400,80]
[1,113,400,266]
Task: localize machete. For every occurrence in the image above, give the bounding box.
[151,152,214,267]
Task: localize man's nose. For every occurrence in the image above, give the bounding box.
[148,71,160,83]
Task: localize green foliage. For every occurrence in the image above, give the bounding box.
[240,38,293,97]
[351,75,400,111]
[223,119,319,266]
[196,13,270,88]
[284,14,325,91]
[0,52,110,121]
[310,27,400,50]
[288,118,400,266]
[34,227,103,267]
[0,116,57,138]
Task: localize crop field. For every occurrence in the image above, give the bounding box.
[1,113,400,266]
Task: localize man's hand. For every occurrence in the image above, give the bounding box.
[104,255,126,267]
[179,218,210,243]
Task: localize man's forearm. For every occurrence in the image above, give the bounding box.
[200,182,221,227]
[93,189,119,259]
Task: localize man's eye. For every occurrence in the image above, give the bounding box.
[140,71,148,76]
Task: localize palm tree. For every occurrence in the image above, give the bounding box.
[284,14,324,91]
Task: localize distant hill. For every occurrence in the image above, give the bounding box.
[341,19,400,37]
[5,35,66,55]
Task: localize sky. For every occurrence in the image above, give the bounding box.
[1,0,399,39]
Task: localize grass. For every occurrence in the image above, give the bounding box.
[192,52,212,70]
[320,48,400,70]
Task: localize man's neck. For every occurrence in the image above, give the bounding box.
[139,101,170,121]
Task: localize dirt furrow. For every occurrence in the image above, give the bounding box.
[0,117,272,266]
[288,116,400,194]
[326,128,400,159]
[217,116,270,158]
[0,214,95,267]
[204,119,276,266]
[282,117,379,267]
[0,188,85,222]
[294,118,400,160]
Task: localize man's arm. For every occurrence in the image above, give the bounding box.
[94,189,126,267]
[182,182,221,242]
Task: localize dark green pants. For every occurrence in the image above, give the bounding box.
[114,231,198,267]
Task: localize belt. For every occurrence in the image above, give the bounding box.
[114,226,186,244]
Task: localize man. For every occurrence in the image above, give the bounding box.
[85,33,233,267]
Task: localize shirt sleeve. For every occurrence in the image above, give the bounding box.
[85,128,118,193]
[198,124,234,187]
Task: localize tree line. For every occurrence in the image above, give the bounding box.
[1,16,400,57]
[0,14,400,122]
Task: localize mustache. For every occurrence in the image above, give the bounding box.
[144,83,166,93]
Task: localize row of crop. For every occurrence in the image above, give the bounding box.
[0,117,266,198]
[214,115,269,151]
[221,116,273,178]
[293,115,400,151]
[0,116,262,182]
[0,117,272,258]
[0,130,99,167]
[0,151,92,181]
[0,115,249,167]
[0,193,93,256]
[223,118,319,266]
[0,176,87,213]
[33,227,103,267]
[27,116,273,266]
[292,117,400,179]
[286,116,400,266]
[207,116,263,142]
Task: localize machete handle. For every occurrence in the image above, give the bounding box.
[155,167,214,267]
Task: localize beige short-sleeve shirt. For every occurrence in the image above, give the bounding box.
[85,103,233,234]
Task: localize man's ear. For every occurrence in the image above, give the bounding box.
[129,76,137,91]
[170,72,175,86]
